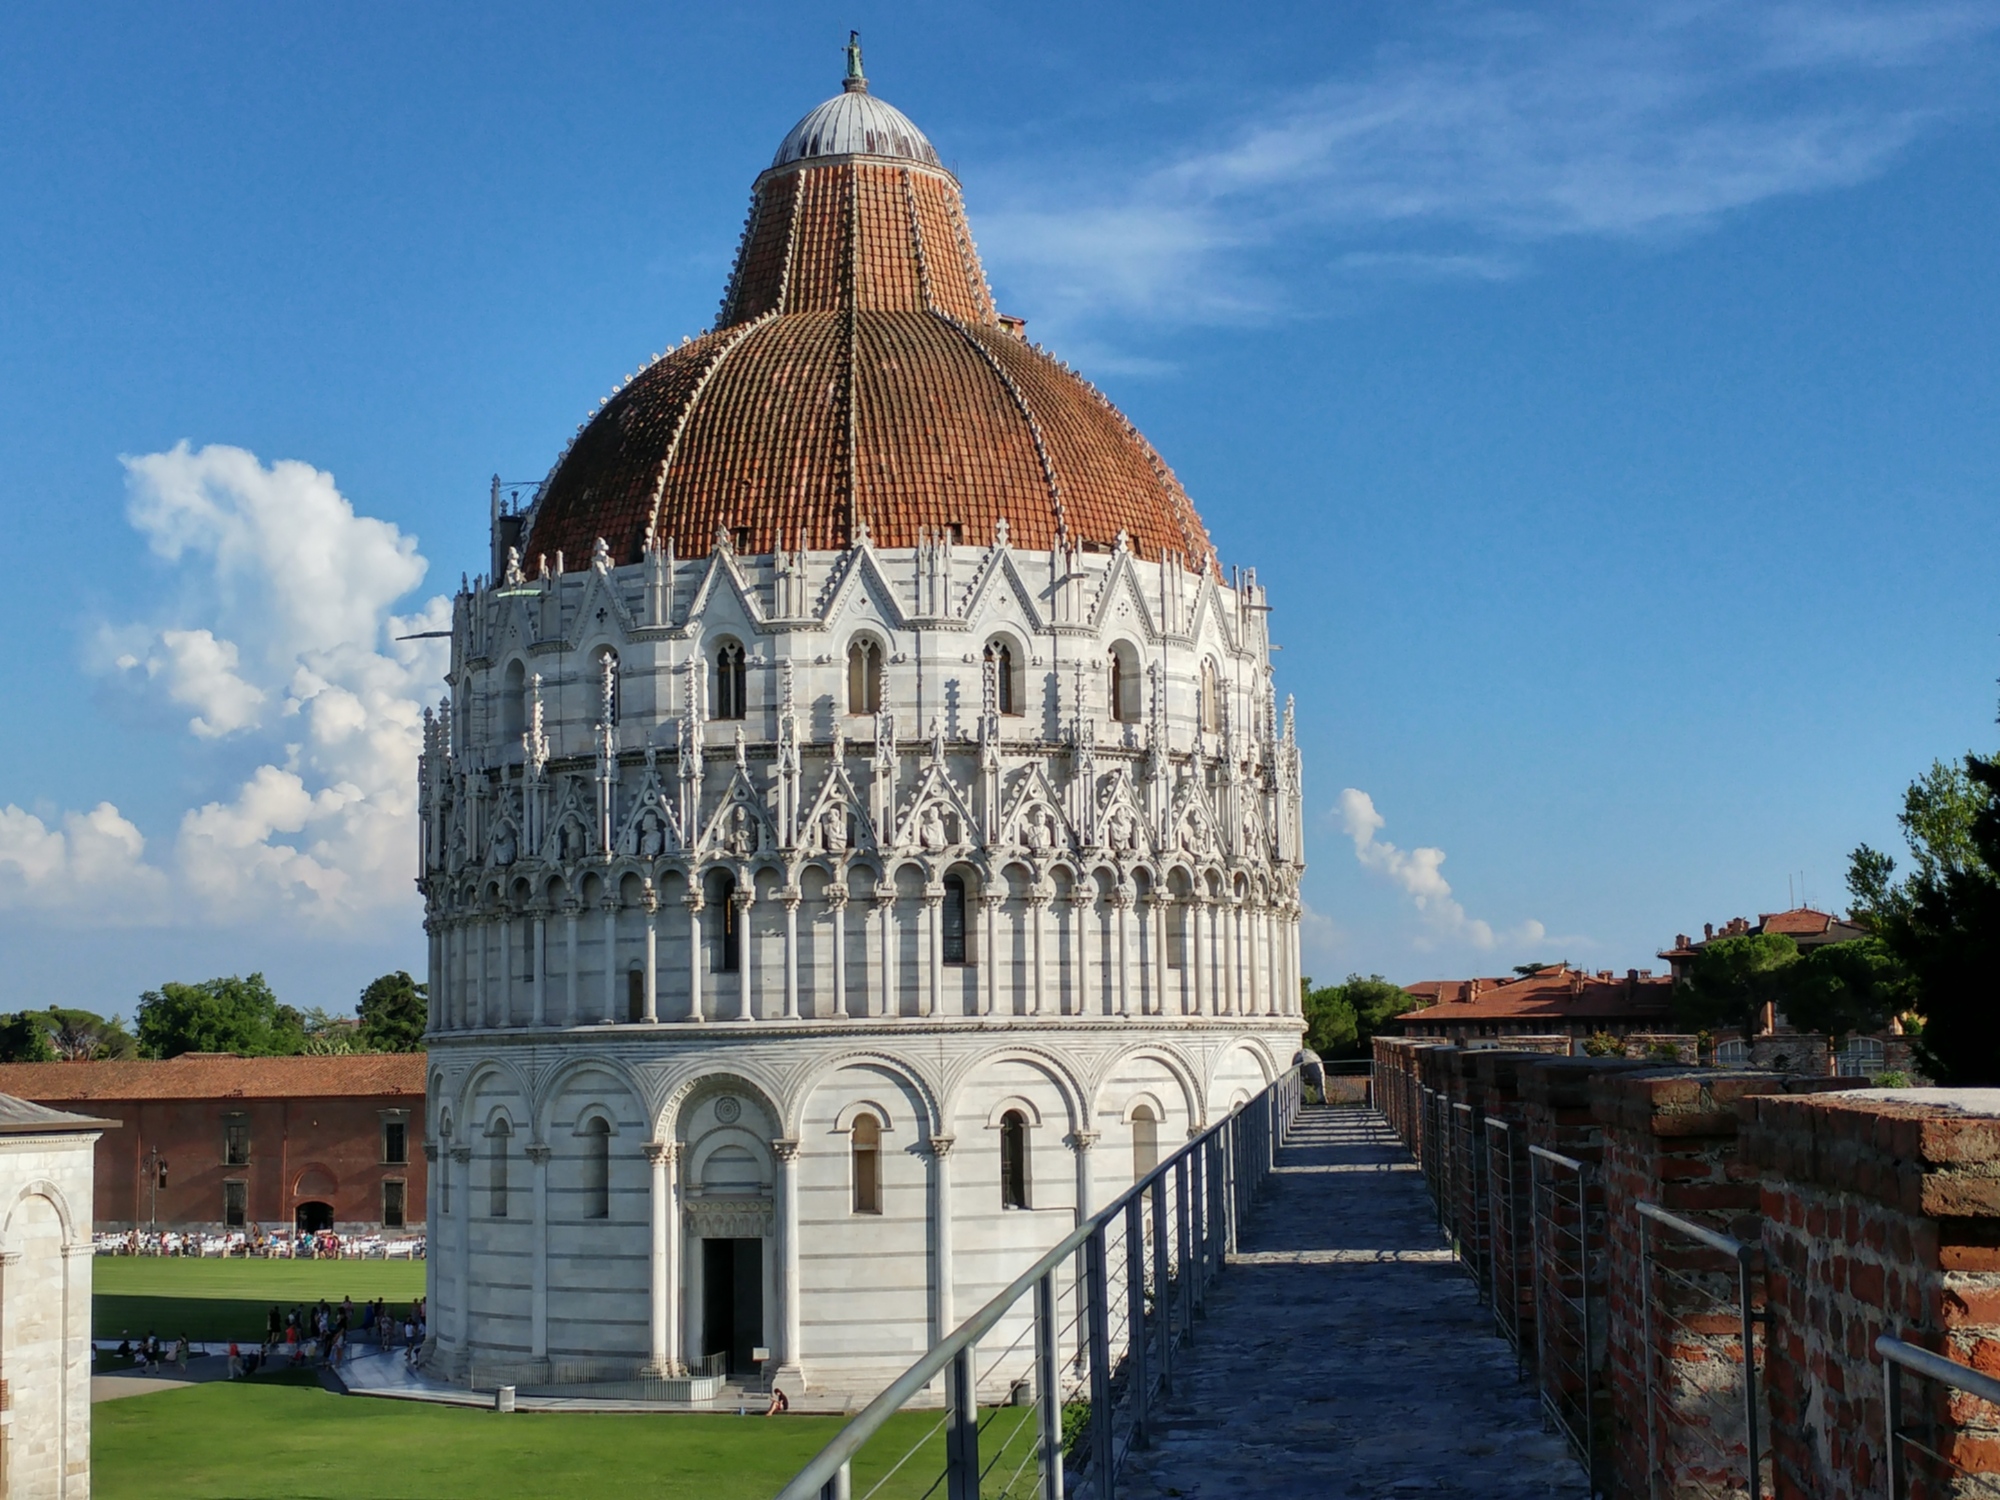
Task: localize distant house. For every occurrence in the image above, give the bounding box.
[1395,964,1673,1043]
[1657,905,1870,982]
[0,1053,425,1236]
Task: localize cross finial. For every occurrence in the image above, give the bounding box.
[844,31,867,92]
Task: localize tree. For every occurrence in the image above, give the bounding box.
[44,1007,137,1061]
[1782,939,1906,1043]
[135,975,303,1059]
[1300,979,1357,1057]
[1672,932,1800,1039]
[1848,749,2000,1084]
[357,972,428,1053]
[0,1013,56,1063]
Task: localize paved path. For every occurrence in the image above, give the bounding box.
[1119,1108,1584,1500]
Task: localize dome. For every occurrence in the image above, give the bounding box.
[520,51,1213,572]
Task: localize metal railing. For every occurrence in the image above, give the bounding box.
[1637,1203,1769,1500]
[1486,1116,1531,1359]
[776,1070,1302,1500]
[1451,1102,1490,1300]
[1530,1144,1607,1492]
[1879,1335,2000,1498]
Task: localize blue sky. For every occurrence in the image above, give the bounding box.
[3,2,1997,1018]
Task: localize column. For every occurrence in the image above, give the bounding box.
[1068,1130,1098,1368]
[1068,890,1092,1016]
[473,918,487,1030]
[451,1146,474,1358]
[980,895,1001,1017]
[531,914,547,1027]
[872,888,896,1019]
[828,888,848,1018]
[499,916,514,1027]
[1290,907,1303,1017]
[782,886,801,1020]
[1184,904,1200,1024]
[921,887,942,1018]
[772,1138,804,1392]
[1114,889,1134,1018]
[1216,904,1232,1024]
[527,1143,551,1362]
[684,887,705,1022]
[601,900,619,1024]
[564,904,581,1025]
[925,1135,957,1345]
[644,1141,674,1375]
[734,887,755,1021]
[1152,897,1169,1016]
[642,886,659,1023]
[1030,891,1050,1017]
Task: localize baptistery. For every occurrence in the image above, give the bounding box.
[417,41,1305,1398]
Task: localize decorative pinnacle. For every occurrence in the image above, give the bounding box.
[844,31,867,92]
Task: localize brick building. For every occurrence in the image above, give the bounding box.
[0,1054,426,1235]
[1395,963,1674,1042]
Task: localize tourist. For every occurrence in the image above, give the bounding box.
[266,1305,281,1350]
[174,1335,188,1372]
[764,1387,790,1416]
[227,1341,242,1379]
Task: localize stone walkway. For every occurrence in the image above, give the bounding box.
[1118,1108,1584,1499]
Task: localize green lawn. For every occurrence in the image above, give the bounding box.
[93,1256,427,1342]
[94,1377,1042,1500]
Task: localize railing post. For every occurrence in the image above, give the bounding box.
[946,1344,979,1500]
[1883,1349,1903,1500]
[1188,1146,1207,1317]
[1151,1173,1173,1395]
[1125,1197,1150,1447]
[1035,1269,1062,1500]
[1174,1156,1194,1341]
[819,1462,851,1500]
[1086,1227,1114,1494]
[1739,1248,1763,1500]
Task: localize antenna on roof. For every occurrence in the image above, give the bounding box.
[844,30,867,93]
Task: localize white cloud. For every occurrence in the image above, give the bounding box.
[1337,787,1547,952]
[2,443,447,928]
[979,2,2000,331]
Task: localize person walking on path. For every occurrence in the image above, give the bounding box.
[266,1305,281,1351]
[227,1341,242,1379]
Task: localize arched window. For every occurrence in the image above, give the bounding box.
[715,873,740,973]
[1165,901,1186,970]
[941,875,968,965]
[626,966,645,1023]
[597,648,620,725]
[1839,1037,1886,1076]
[488,1119,511,1218]
[847,638,882,715]
[714,640,747,720]
[1131,1105,1160,1183]
[985,640,1018,716]
[1200,658,1222,734]
[520,917,535,983]
[1109,643,1140,723]
[851,1114,882,1214]
[999,1110,1030,1209]
[501,660,527,741]
[581,1117,610,1219]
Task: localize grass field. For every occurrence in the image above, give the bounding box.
[93,1257,426,1342]
[93,1376,1039,1500]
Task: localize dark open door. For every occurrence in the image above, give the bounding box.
[701,1237,765,1375]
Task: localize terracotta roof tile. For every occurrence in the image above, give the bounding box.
[1396,968,1674,1025]
[524,153,1212,568]
[0,1054,426,1104]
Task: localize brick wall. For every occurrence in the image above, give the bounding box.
[1742,1090,2000,1500]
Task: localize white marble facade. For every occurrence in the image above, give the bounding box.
[0,1096,106,1499]
[418,527,1306,1395]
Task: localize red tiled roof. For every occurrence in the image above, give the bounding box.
[0,1054,426,1104]
[523,150,1215,569]
[1405,978,1511,1006]
[1396,968,1673,1025]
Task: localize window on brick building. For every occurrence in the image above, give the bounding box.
[382,1179,407,1229]
[714,639,747,720]
[382,1118,408,1165]
[223,1113,250,1166]
[488,1119,511,1218]
[223,1179,247,1228]
[1000,1110,1030,1210]
[851,1113,882,1214]
[582,1117,611,1220]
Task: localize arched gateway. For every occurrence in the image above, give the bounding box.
[417,41,1305,1399]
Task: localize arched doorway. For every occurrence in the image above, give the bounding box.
[295,1201,334,1233]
